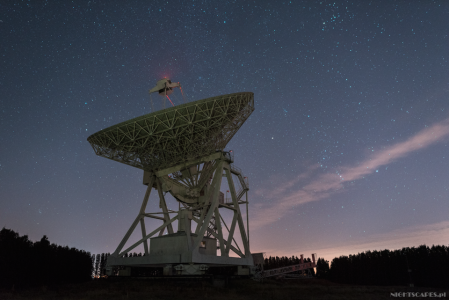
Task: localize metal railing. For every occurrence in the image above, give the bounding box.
[254,254,316,279]
[256,261,316,279]
[230,164,241,175]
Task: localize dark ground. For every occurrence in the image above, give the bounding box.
[1,278,447,300]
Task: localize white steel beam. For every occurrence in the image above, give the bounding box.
[140,218,149,255]
[223,212,238,256]
[214,207,225,255]
[156,177,174,234]
[139,176,154,255]
[113,178,154,256]
[119,215,178,256]
[205,228,244,258]
[225,167,250,256]
[113,215,142,256]
[192,161,224,250]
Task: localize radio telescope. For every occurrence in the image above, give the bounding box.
[87,79,255,276]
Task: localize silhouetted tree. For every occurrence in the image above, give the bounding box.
[91,254,96,277]
[0,228,33,288]
[94,253,101,277]
[316,258,330,278]
[0,228,92,288]
[328,245,449,288]
[99,253,106,276]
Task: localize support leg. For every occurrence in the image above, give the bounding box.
[156,177,174,234]
[113,177,154,256]
[224,212,238,256]
[140,218,149,255]
[246,191,249,247]
[225,168,250,256]
[193,161,224,250]
[214,207,225,255]
[120,216,178,255]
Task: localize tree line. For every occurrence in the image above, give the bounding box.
[316,245,449,288]
[4,226,447,288]
[0,228,92,288]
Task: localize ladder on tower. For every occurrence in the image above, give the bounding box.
[230,165,249,201]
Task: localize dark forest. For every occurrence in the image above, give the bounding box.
[316,245,449,288]
[0,228,92,288]
[1,227,448,289]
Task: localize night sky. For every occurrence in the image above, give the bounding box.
[1,1,448,262]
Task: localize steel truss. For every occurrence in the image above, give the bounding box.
[106,151,253,274]
[254,254,317,280]
[87,92,255,171]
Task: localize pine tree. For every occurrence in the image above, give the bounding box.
[99,253,106,276]
[316,258,330,278]
[94,253,101,278]
[91,254,96,278]
[0,228,92,287]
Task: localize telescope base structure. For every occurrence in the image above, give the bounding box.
[106,250,254,276]
[106,151,254,277]
[253,254,317,281]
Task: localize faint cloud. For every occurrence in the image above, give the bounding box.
[339,118,449,182]
[259,221,449,261]
[252,118,449,229]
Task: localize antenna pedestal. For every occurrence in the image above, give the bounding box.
[106,151,253,276]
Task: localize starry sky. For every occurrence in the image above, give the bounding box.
[1,1,448,263]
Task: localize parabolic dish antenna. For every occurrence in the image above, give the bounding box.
[88,80,258,276]
[87,92,254,171]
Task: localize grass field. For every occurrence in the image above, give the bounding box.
[1,278,447,300]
